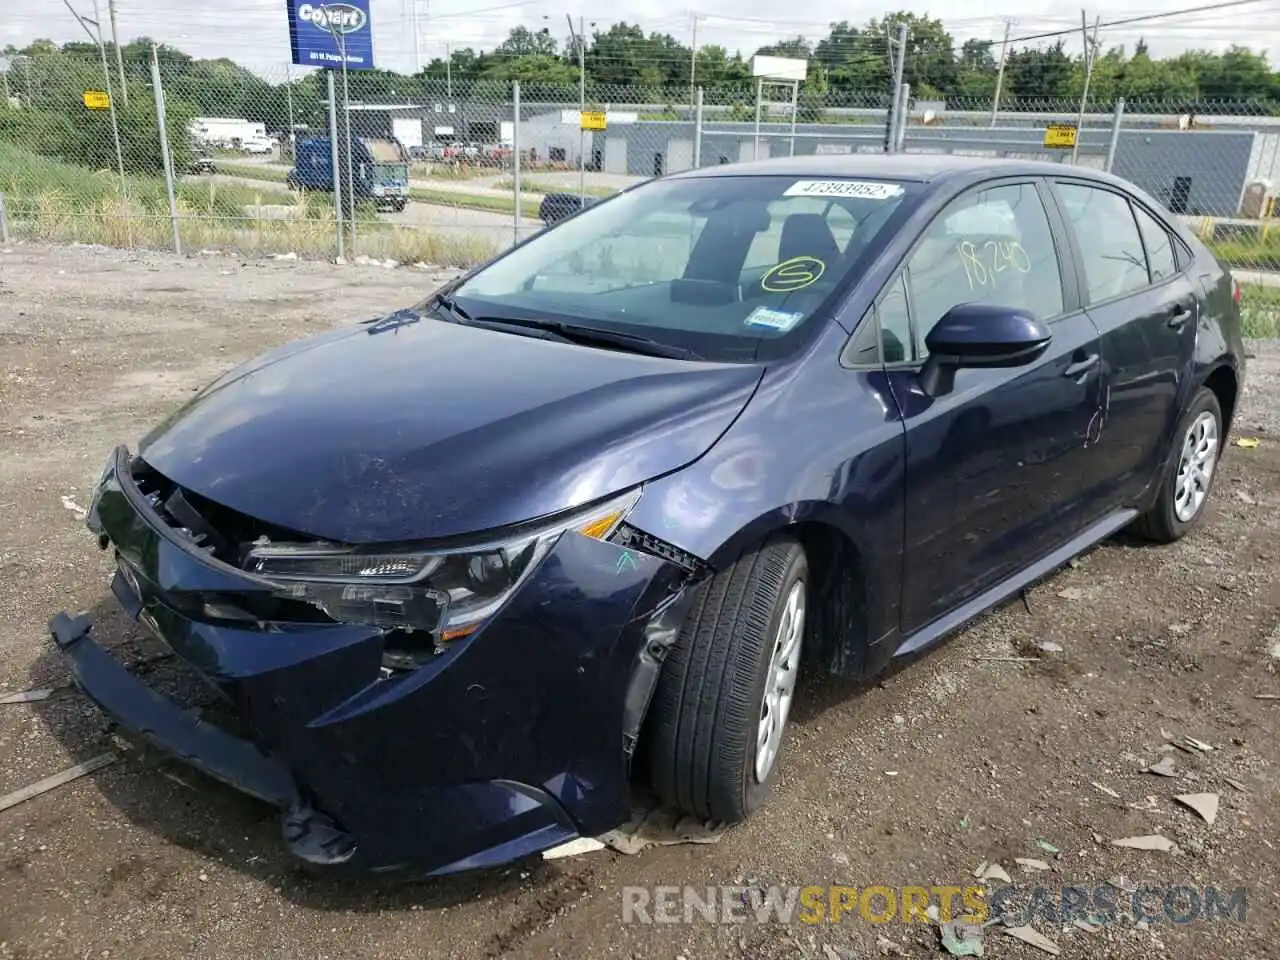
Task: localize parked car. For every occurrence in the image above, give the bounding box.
[538,191,597,225]
[186,156,216,175]
[53,155,1245,876]
[241,137,275,155]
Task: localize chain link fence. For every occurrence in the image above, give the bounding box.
[2,51,1277,334]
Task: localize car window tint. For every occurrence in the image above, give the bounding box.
[1054,183,1150,301]
[903,182,1063,358]
[1133,205,1177,282]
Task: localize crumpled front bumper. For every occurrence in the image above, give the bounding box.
[51,446,690,875]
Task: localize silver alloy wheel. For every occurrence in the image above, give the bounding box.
[1174,410,1219,522]
[755,580,805,783]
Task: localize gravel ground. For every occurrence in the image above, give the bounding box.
[1,242,1278,960]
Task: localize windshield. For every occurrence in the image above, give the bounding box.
[450,174,912,362]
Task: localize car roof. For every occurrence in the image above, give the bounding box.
[666,153,1126,188]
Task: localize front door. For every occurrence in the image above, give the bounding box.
[878,179,1105,635]
[1049,180,1197,511]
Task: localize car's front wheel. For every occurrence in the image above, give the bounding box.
[645,535,808,823]
[1133,386,1224,542]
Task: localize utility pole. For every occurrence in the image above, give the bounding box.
[107,0,126,106]
[566,14,586,204]
[408,0,422,73]
[689,13,700,116]
[445,41,452,98]
[1072,11,1102,165]
[990,18,1012,127]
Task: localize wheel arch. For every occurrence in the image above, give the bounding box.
[698,507,877,681]
[1200,361,1239,439]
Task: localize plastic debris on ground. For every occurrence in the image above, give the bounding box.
[940,920,985,956]
[1146,756,1177,777]
[0,688,55,705]
[973,861,1012,883]
[1003,925,1062,955]
[596,806,727,855]
[1112,834,1178,852]
[1014,857,1051,871]
[1174,792,1220,826]
[1034,839,1059,854]
[1234,437,1261,448]
[541,837,607,860]
[0,753,117,812]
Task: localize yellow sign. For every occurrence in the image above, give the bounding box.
[83,90,111,111]
[580,111,607,131]
[1043,123,1077,148]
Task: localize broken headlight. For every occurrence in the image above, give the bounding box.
[243,488,641,639]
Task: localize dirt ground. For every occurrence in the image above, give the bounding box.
[1,242,1278,960]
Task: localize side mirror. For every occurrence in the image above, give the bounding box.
[919,303,1052,397]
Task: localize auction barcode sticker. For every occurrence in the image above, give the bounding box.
[783,180,905,200]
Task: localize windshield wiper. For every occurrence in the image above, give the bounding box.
[467,315,701,360]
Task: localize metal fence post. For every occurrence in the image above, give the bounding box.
[1105,97,1126,173]
[693,86,704,168]
[149,44,181,255]
[512,81,521,245]
[0,193,10,244]
[895,82,910,153]
[326,70,345,261]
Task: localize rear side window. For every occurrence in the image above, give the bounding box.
[1053,183,1149,302]
[1133,205,1178,282]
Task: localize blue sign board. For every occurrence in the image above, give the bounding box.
[287,0,375,69]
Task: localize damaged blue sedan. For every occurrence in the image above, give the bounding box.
[52,154,1245,875]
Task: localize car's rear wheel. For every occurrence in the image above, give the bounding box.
[1133,386,1223,543]
[645,535,807,823]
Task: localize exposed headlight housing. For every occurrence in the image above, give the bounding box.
[244,488,641,639]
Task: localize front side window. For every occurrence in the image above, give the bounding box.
[901,181,1065,359]
[1054,182,1149,302]
[450,175,911,362]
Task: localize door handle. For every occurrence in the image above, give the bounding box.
[1168,303,1194,329]
[1063,353,1100,379]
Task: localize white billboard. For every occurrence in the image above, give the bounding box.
[752,55,807,81]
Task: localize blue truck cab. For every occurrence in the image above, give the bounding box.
[287,137,410,212]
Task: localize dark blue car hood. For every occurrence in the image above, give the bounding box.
[138,317,762,544]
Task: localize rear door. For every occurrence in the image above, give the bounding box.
[1047,180,1198,512]
[878,179,1106,636]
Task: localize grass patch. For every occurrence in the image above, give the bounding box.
[0,142,498,267]
[410,187,520,215]
[1240,283,1280,338]
[493,177,617,198]
[216,162,292,184]
[216,159,527,217]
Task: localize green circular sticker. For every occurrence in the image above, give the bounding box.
[762,256,826,293]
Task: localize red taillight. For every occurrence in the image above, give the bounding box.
[1232,279,1242,304]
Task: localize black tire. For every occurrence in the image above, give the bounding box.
[645,535,808,823]
[1132,387,1224,543]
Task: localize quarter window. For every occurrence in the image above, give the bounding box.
[901,182,1064,359]
[1054,183,1149,302]
[1133,204,1178,282]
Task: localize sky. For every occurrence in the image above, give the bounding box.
[3,0,1277,81]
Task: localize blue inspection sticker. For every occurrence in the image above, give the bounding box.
[745,306,804,332]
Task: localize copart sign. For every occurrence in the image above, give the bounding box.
[287,0,374,69]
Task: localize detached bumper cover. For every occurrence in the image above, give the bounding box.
[52,446,689,874]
